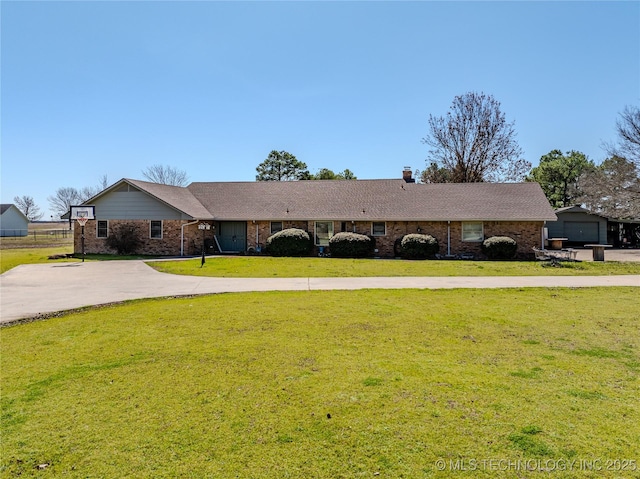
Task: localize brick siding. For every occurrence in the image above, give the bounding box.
[75,219,212,256]
[245,220,544,258]
[77,219,543,258]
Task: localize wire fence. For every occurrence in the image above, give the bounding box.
[0,229,73,244]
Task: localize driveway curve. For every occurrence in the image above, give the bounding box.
[1,260,639,325]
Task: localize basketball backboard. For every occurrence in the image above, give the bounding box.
[70,205,95,220]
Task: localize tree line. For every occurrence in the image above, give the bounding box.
[419,92,639,219]
[253,93,638,219]
[13,93,639,221]
[255,150,356,181]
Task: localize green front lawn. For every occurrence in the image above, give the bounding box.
[2,288,638,478]
[149,255,640,277]
[0,247,78,274]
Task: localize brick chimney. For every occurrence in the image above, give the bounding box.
[403,167,415,183]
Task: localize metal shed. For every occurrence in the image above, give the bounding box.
[547,206,608,245]
[0,204,29,237]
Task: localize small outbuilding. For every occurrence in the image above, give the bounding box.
[548,206,608,245]
[0,204,29,237]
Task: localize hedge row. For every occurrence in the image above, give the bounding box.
[265,228,518,260]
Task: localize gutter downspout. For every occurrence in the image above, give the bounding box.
[181,219,201,256]
[447,221,451,256]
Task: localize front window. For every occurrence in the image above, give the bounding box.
[315,221,334,246]
[462,222,483,242]
[270,221,283,235]
[97,220,108,238]
[150,220,163,239]
[372,222,386,236]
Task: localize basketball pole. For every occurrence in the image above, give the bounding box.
[71,206,94,263]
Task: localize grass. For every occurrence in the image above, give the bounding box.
[0,246,79,274]
[149,255,640,277]
[0,223,72,250]
[0,249,157,275]
[2,288,638,478]
[0,224,76,273]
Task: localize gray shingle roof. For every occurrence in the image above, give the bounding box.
[186,180,556,221]
[89,178,555,222]
[123,179,212,218]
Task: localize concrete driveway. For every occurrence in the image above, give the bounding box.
[573,247,640,262]
[1,259,638,325]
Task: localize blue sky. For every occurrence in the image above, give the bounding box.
[1,1,639,220]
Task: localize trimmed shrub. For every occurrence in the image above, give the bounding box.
[329,232,374,258]
[266,228,313,257]
[400,234,439,260]
[394,238,403,257]
[105,222,142,255]
[482,236,518,260]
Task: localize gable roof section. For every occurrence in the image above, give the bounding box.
[555,206,589,214]
[554,205,608,217]
[187,180,556,222]
[0,204,28,220]
[84,179,211,219]
[125,179,212,218]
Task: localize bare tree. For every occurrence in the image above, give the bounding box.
[13,195,43,221]
[48,175,109,222]
[80,174,109,202]
[142,165,189,186]
[48,187,82,220]
[422,92,530,182]
[579,156,640,219]
[605,105,640,166]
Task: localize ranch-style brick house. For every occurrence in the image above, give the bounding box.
[73,170,557,259]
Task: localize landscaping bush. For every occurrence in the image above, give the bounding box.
[482,236,518,260]
[394,238,403,257]
[328,232,375,258]
[266,228,313,257]
[400,234,439,259]
[105,222,142,255]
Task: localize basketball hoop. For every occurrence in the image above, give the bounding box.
[70,206,95,263]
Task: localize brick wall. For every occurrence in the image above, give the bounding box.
[246,221,308,251]
[484,221,543,258]
[75,219,211,256]
[243,220,542,258]
[77,219,544,259]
